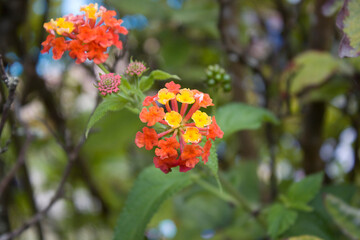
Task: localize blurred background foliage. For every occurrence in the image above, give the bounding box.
[1,0,360,239]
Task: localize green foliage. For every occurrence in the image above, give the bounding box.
[267,203,298,239]
[215,103,279,138]
[324,194,360,240]
[139,70,180,91]
[281,172,323,211]
[344,0,360,55]
[85,94,128,137]
[113,167,194,240]
[289,51,341,94]
[284,184,357,240]
[288,236,323,240]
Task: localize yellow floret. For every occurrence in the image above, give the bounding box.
[165,111,182,128]
[44,19,57,31]
[158,88,175,105]
[55,18,75,34]
[183,127,201,143]
[80,3,98,19]
[191,110,212,128]
[176,88,195,104]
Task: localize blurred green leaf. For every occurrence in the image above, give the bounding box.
[267,204,298,239]
[113,166,193,240]
[324,194,360,240]
[282,172,323,211]
[284,184,356,240]
[290,51,340,94]
[215,103,279,138]
[288,235,323,240]
[86,94,128,137]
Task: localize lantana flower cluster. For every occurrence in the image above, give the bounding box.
[41,3,128,64]
[97,73,121,96]
[126,61,147,77]
[135,81,224,173]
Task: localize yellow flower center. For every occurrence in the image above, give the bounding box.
[55,18,75,35]
[176,88,195,104]
[183,127,201,143]
[165,111,182,128]
[191,110,212,128]
[158,88,175,105]
[80,3,98,19]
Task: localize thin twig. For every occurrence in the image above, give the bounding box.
[0,133,32,197]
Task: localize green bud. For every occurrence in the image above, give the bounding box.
[215,74,222,81]
[223,83,232,92]
[223,74,231,82]
[207,79,216,86]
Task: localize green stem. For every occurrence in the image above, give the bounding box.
[97,63,110,74]
[192,176,238,205]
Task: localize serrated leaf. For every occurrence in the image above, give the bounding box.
[215,103,279,139]
[290,51,340,94]
[285,172,323,208]
[113,167,193,240]
[324,194,360,240]
[205,142,221,190]
[86,94,128,137]
[288,235,324,240]
[267,204,298,239]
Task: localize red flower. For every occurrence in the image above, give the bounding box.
[207,117,224,140]
[165,81,181,94]
[142,95,158,106]
[140,106,165,126]
[68,40,88,63]
[153,156,178,174]
[52,37,67,60]
[135,83,223,173]
[135,127,158,150]
[202,140,212,164]
[155,137,180,158]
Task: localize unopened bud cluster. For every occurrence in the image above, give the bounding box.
[205,64,231,92]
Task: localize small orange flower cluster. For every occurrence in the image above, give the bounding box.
[135,81,224,173]
[41,3,128,64]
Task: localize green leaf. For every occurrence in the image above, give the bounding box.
[343,0,360,55]
[283,172,323,210]
[290,51,340,94]
[267,204,298,239]
[288,235,324,240]
[205,143,221,190]
[324,194,360,240]
[113,167,194,240]
[139,76,153,92]
[139,70,180,91]
[150,70,181,81]
[215,103,279,139]
[86,94,128,137]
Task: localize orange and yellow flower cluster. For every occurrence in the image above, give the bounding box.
[135,82,224,173]
[41,3,128,64]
